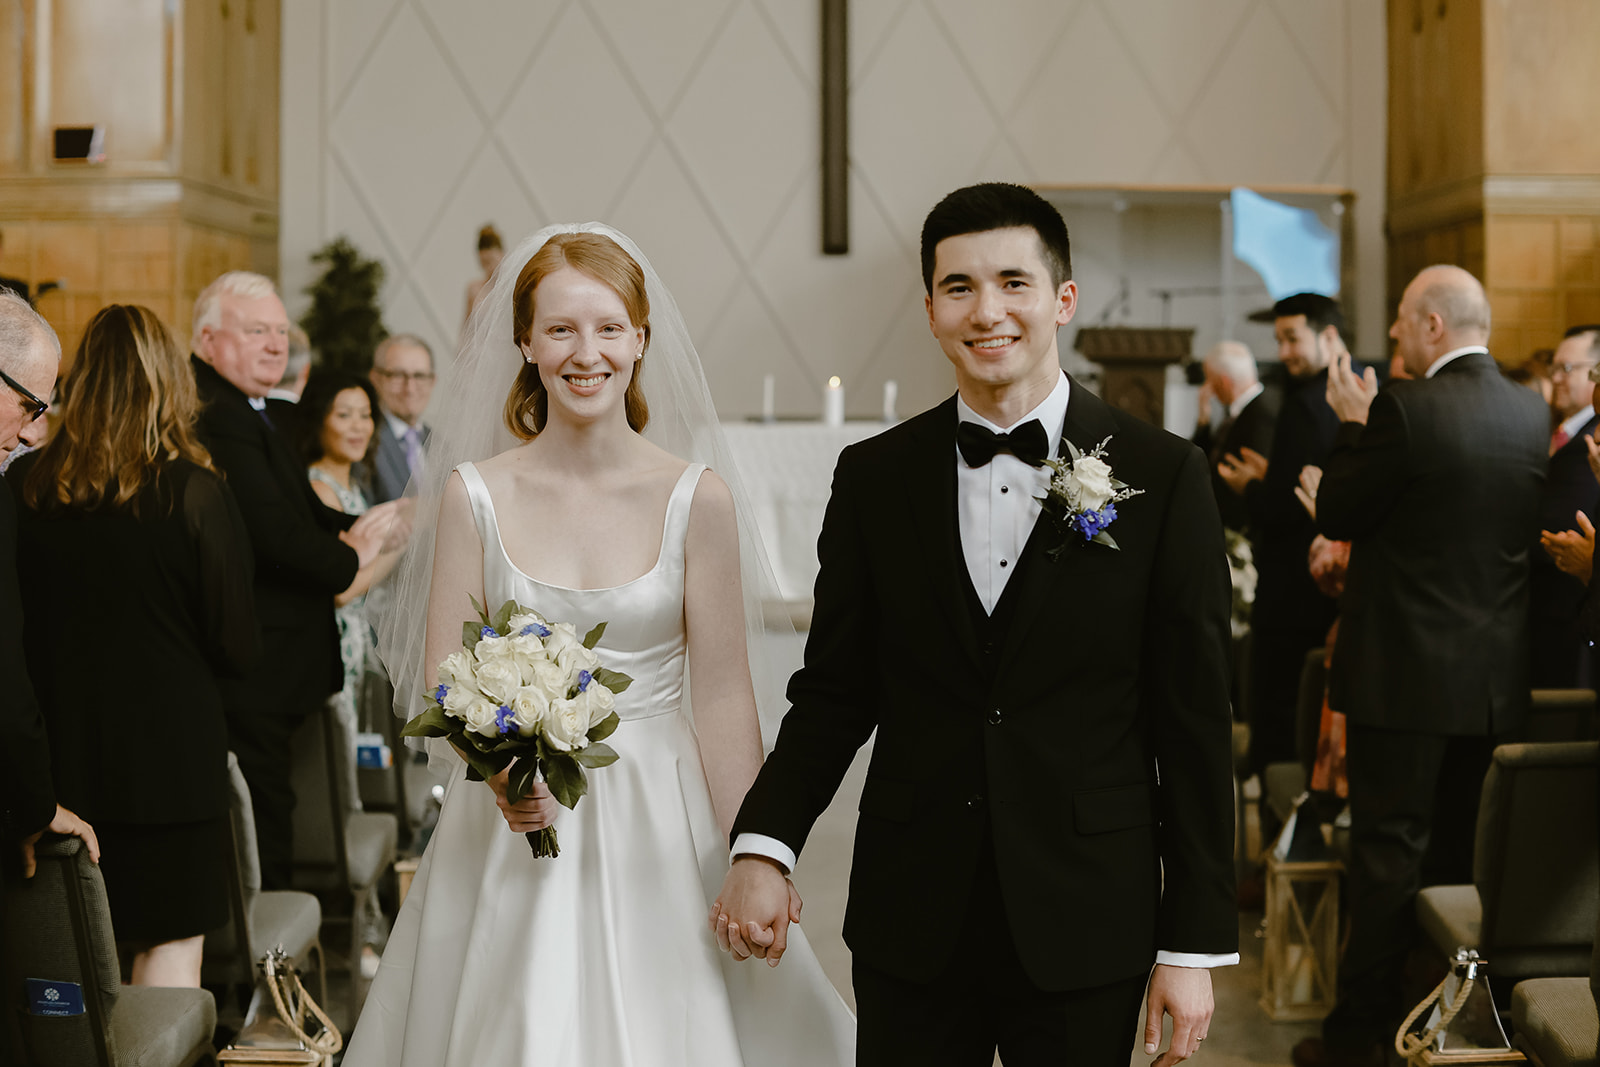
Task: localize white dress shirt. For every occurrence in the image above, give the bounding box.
[734,371,1236,968]
[1424,345,1488,379]
[1558,405,1595,443]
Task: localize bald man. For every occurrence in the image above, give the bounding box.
[1293,267,1549,1067]
[1192,341,1279,532]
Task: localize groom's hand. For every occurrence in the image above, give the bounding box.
[710,856,793,967]
[1144,964,1212,1065]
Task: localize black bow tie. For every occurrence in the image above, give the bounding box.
[957,419,1049,468]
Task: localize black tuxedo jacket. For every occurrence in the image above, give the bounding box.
[1194,386,1281,532]
[0,485,54,859]
[1530,412,1600,685]
[1318,351,1549,735]
[734,383,1238,990]
[193,356,359,717]
[1244,369,1342,632]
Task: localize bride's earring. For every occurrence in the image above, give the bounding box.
[635,350,644,361]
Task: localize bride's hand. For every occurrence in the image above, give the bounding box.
[487,765,559,832]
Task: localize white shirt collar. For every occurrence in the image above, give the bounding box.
[1424,345,1488,379]
[954,370,1071,459]
[1560,405,1595,440]
[247,396,267,411]
[1227,381,1264,419]
[385,409,419,439]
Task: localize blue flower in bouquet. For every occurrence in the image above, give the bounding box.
[495,705,516,736]
[520,622,551,638]
[1072,502,1118,540]
[1039,437,1143,554]
[577,669,593,693]
[434,683,449,705]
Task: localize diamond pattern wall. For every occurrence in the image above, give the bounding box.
[282,0,1386,419]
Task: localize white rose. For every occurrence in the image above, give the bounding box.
[556,642,601,681]
[542,697,590,752]
[573,682,616,729]
[509,684,551,738]
[521,655,567,695]
[474,631,516,662]
[474,656,523,705]
[541,622,583,662]
[1071,455,1115,512]
[437,650,478,691]
[449,687,502,738]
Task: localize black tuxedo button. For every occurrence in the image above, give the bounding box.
[966,794,985,810]
[987,707,1003,725]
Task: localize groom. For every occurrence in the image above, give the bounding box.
[714,183,1238,1065]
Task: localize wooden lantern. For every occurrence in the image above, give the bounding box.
[1260,854,1343,1021]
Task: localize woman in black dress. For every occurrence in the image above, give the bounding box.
[7,304,258,986]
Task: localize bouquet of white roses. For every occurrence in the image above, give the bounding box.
[401,596,631,857]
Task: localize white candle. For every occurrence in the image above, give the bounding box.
[824,376,844,427]
[882,380,898,423]
[761,374,776,422]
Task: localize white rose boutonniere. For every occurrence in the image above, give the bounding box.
[1038,437,1144,554]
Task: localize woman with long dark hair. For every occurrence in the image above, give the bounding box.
[8,304,257,986]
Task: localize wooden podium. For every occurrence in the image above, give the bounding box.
[1073,327,1193,427]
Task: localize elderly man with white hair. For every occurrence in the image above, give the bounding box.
[190,271,399,889]
[1193,340,1278,532]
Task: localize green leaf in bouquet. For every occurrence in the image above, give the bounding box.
[571,742,619,769]
[1093,531,1120,550]
[400,705,453,738]
[543,753,589,810]
[490,599,517,637]
[468,593,490,627]
[593,667,633,695]
[463,620,484,652]
[456,741,511,785]
[582,621,608,650]
[507,757,541,805]
[586,710,620,744]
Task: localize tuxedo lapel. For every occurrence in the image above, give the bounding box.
[903,397,983,672]
[995,378,1121,678]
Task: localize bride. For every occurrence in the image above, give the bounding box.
[343,223,854,1065]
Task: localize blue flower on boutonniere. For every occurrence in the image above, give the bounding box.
[1038,437,1144,557]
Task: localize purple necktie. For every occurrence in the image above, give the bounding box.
[402,427,422,474]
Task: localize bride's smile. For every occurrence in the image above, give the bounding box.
[521,265,644,422]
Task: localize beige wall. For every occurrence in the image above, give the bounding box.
[281,0,1387,419]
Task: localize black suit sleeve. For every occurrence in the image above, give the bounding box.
[204,411,359,593]
[1316,390,1411,541]
[732,450,880,854]
[1244,395,1324,536]
[1144,447,1240,952]
[0,484,55,844]
[184,469,261,678]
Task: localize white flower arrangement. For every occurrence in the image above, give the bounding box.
[402,597,631,857]
[1038,437,1144,554]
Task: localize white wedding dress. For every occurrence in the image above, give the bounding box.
[344,461,854,1066]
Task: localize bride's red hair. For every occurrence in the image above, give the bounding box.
[505,232,650,440]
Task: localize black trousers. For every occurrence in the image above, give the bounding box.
[854,839,1148,1066]
[1322,724,1496,1050]
[227,708,307,891]
[1247,621,1330,775]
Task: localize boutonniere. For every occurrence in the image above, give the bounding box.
[1037,437,1144,556]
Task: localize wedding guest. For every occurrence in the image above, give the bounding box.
[464,223,504,323]
[9,304,255,988]
[1218,293,1346,781]
[191,271,398,889]
[295,369,403,810]
[1533,325,1600,686]
[265,324,313,423]
[1192,340,1278,533]
[1297,266,1548,1067]
[368,333,434,502]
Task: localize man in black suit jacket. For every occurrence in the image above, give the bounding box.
[1295,266,1548,1067]
[1533,326,1600,686]
[1219,293,1347,777]
[713,184,1237,1066]
[1193,340,1279,532]
[190,272,395,889]
[368,334,435,503]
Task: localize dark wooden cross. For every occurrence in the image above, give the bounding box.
[822,0,848,254]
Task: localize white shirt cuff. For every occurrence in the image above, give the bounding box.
[730,833,796,874]
[1156,950,1239,968]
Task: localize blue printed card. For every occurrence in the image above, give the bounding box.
[27,978,85,1016]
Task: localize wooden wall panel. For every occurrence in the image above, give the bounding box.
[0,1,26,171]
[44,0,171,168]
[1487,214,1600,361]
[1388,0,1484,203]
[1483,0,1600,176]
[182,0,278,200]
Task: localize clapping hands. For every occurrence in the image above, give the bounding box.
[1217,448,1268,495]
[1295,465,1323,519]
[1541,511,1596,586]
[1326,351,1379,425]
[343,499,410,566]
[709,857,803,967]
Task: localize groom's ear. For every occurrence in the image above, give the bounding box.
[1055,280,1079,327]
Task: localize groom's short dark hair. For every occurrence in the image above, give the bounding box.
[920,183,1072,294]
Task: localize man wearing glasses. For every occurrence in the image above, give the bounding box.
[368,334,435,503]
[1533,325,1600,686]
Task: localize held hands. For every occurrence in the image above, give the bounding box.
[1325,351,1379,425]
[1541,512,1596,585]
[1217,448,1268,495]
[1295,465,1323,520]
[709,856,802,967]
[20,804,99,879]
[1144,964,1213,1066]
[343,500,408,567]
[488,763,559,832]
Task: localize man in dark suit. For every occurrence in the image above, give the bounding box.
[1193,340,1279,532]
[1294,266,1548,1067]
[0,293,96,1062]
[368,333,435,503]
[1533,325,1600,686]
[712,184,1237,1065]
[1218,293,1347,778]
[190,272,396,889]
